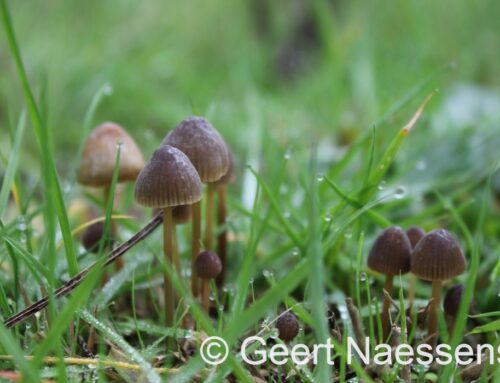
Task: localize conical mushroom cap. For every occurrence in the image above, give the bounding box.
[77,122,145,187]
[367,226,412,276]
[134,145,202,208]
[411,229,466,281]
[162,116,229,182]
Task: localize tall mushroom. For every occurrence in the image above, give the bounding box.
[134,145,202,329]
[367,226,412,338]
[411,229,466,348]
[77,122,144,269]
[214,149,236,287]
[162,117,229,296]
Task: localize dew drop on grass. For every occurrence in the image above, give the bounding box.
[344,228,353,239]
[284,211,291,220]
[102,83,113,95]
[269,328,279,339]
[317,174,324,182]
[394,186,407,199]
[284,148,292,161]
[249,277,254,285]
[16,216,27,232]
[324,214,332,222]
[218,305,224,313]
[292,247,300,256]
[378,180,386,190]
[263,269,274,278]
[359,272,367,282]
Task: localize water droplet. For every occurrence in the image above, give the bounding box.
[209,294,216,301]
[249,278,254,284]
[280,185,288,195]
[360,272,367,282]
[344,228,353,239]
[394,186,407,200]
[378,181,386,190]
[218,305,225,312]
[416,160,427,171]
[269,328,279,339]
[284,148,292,161]
[102,83,113,95]
[324,214,332,222]
[292,247,300,256]
[283,211,291,220]
[317,174,324,182]
[17,216,27,232]
[263,269,274,278]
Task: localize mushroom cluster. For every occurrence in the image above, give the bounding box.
[367,226,466,348]
[76,117,235,343]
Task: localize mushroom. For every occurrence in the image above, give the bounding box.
[135,145,202,329]
[406,226,426,304]
[77,122,144,269]
[411,229,466,348]
[276,312,300,342]
[213,149,236,287]
[194,250,222,312]
[162,117,229,296]
[367,226,412,338]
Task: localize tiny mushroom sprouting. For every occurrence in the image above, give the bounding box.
[194,250,222,312]
[276,312,300,342]
[134,145,202,329]
[213,149,236,287]
[367,226,412,338]
[81,221,110,254]
[411,229,466,349]
[77,122,144,268]
[406,226,426,304]
[162,117,229,297]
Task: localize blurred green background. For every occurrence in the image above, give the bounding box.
[1,0,499,174]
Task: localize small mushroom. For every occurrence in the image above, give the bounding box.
[214,149,236,287]
[276,312,300,342]
[77,122,144,269]
[134,145,202,329]
[367,226,412,338]
[406,226,426,304]
[81,222,109,254]
[411,229,466,348]
[163,117,229,297]
[194,251,222,312]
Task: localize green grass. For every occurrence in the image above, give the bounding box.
[1,0,500,382]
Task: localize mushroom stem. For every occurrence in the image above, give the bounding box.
[216,185,227,287]
[163,207,175,330]
[201,280,210,313]
[381,275,394,338]
[428,280,442,349]
[408,274,416,306]
[204,184,215,250]
[191,201,201,297]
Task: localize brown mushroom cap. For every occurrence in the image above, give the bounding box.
[411,229,466,281]
[406,226,425,249]
[194,251,222,279]
[162,116,229,182]
[77,122,145,187]
[214,148,236,185]
[134,145,202,208]
[276,312,300,342]
[367,226,412,276]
